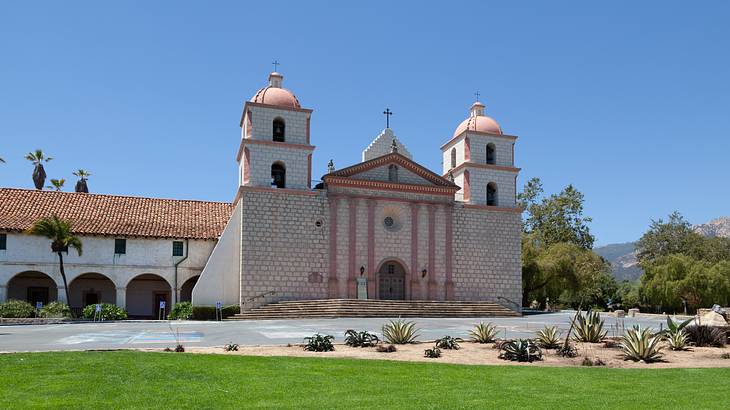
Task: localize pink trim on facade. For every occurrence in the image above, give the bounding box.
[445,162,521,177]
[328,152,456,187]
[237,139,316,162]
[233,185,318,204]
[324,177,459,196]
[243,147,250,185]
[427,205,437,300]
[327,192,451,207]
[367,200,376,298]
[307,154,312,189]
[463,170,471,202]
[242,101,313,120]
[464,136,471,162]
[409,203,419,300]
[348,198,358,298]
[444,205,454,300]
[245,110,252,138]
[328,198,339,298]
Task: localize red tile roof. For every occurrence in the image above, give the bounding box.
[0,188,232,240]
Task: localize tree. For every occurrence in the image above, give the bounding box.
[0,157,5,163]
[47,178,65,191]
[641,254,730,313]
[635,212,703,266]
[25,215,83,308]
[73,169,91,193]
[518,177,594,249]
[25,149,52,190]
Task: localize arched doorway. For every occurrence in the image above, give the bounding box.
[378,261,406,300]
[7,271,58,306]
[126,274,171,319]
[69,273,116,309]
[180,275,199,303]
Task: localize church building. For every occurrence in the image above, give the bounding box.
[0,71,522,317]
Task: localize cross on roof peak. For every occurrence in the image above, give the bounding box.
[474,91,481,101]
[383,108,393,128]
[272,60,280,72]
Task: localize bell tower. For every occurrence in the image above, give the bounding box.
[442,99,519,207]
[237,72,315,191]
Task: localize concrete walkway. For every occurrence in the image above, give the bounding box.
[0,312,670,352]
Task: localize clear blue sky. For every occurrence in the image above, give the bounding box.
[1,1,728,246]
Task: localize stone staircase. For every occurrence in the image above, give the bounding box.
[228,299,521,320]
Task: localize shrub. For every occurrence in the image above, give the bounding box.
[662,316,692,351]
[602,339,619,349]
[535,325,561,349]
[81,303,127,320]
[38,301,71,318]
[721,352,730,359]
[224,343,239,352]
[424,348,441,358]
[556,343,579,358]
[685,325,727,347]
[191,304,240,320]
[0,299,36,318]
[469,322,499,343]
[582,357,606,366]
[620,326,664,363]
[303,334,335,352]
[174,344,185,352]
[343,330,379,347]
[168,302,193,320]
[382,319,419,344]
[376,344,397,353]
[581,357,593,366]
[499,339,543,362]
[572,310,607,343]
[434,336,462,350]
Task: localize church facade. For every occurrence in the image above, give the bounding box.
[192,72,523,310]
[0,71,522,316]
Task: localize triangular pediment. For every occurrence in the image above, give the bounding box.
[325,153,457,188]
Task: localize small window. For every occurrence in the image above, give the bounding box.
[487,183,498,206]
[450,148,456,169]
[486,143,496,164]
[271,162,286,188]
[387,264,395,274]
[172,241,184,257]
[388,164,398,182]
[0,233,6,250]
[273,118,285,142]
[114,238,126,255]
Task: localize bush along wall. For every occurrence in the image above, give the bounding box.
[81,303,128,320]
[38,301,72,318]
[168,302,193,320]
[192,305,240,320]
[0,300,36,318]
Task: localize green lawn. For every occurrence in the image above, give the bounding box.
[0,351,728,409]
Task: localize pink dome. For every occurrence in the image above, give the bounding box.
[250,86,301,108]
[453,114,502,137]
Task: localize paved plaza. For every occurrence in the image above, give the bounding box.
[0,312,674,352]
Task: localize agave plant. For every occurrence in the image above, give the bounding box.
[620,326,664,363]
[434,335,462,350]
[535,325,561,349]
[25,149,52,190]
[469,322,499,343]
[662,316,693,351]
[572,310,607,343]
[303,334,335,352]
[382,319,419,344]
[344,330,380,348]
[499,339,543,362]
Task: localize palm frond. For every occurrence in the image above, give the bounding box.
[25,215,82,256]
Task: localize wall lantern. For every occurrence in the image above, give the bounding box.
[360,266,365,276]
[421,269,428,278]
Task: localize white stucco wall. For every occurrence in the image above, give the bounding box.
[192,201,242,306]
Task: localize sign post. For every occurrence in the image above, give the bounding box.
[215,301,222,321]
[158,300,166,320]
[94,304,102,322]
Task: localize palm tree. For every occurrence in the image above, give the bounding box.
[25,215,82,308]
[73,169,91,193]
[0,157,5,163]
[47,178,65,191]
[25,149,52,190]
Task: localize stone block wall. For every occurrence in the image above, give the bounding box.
[239,189,329,306]
[247,105,309,145]
[452,205,522,305]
